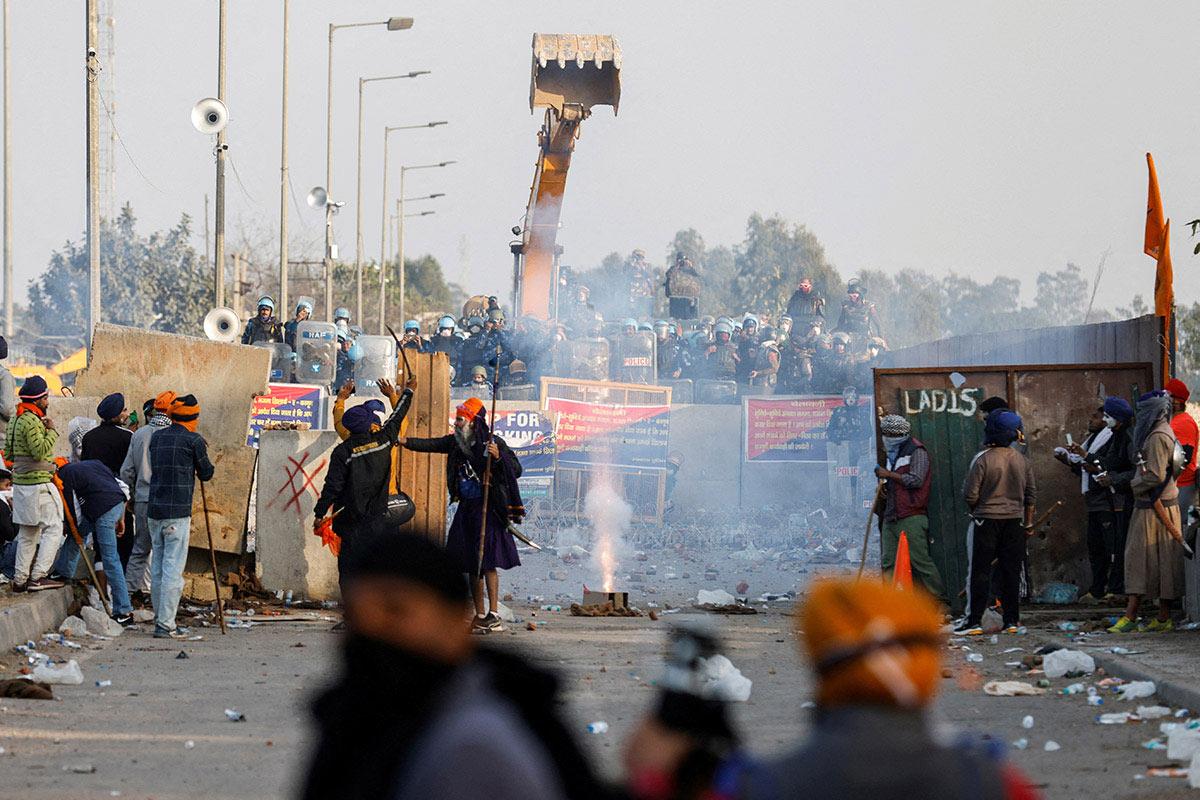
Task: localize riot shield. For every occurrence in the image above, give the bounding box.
[253,342,294,383]
[612,331,655,384]
[569,338,610,381]
[296,321,337,386]
[353,335,398,395]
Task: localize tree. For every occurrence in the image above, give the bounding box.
[858,267,945,348]
[1176,302,1200,380]
[731,213,841,318]
[27,204,210,342]
[1029,263,1089,328]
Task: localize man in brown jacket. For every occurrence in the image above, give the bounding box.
[955,409,1035,635]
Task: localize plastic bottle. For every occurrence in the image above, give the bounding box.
[1021,715,1034,729]
[586,721,609,734]
[1012,738,1028,750]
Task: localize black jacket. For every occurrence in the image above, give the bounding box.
[80,421,133,476]
[1073,424,1136,512]
[314,390,412,527]
[405,417,525,523]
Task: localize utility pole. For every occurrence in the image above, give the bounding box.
[3,0,12,338]
[213,0,227,309]
[278,0,289,314]
[86,0,100,339]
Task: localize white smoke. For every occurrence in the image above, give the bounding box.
[584,469,633,592]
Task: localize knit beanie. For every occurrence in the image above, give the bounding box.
[879,415,910,436]
[18,374,48,400]
[170,394,200,432]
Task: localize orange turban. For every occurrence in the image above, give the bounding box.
[800,579,944,709]
[153,390,177,413]
[456,397,485,421]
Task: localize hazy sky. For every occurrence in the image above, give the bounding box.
[7,1,1198,315]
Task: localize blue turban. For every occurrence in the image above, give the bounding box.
[342,404,379,435]
[97,392,124,420]
[363,399,386,415]
[1103,396,1134,423]
[984,409,1023,447]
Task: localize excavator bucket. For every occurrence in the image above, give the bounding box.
[530,33,622,115]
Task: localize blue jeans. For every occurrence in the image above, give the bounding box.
[149,517,191,632]
[56,503,132,616]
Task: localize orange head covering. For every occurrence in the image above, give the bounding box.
[153,390,177,414]
[1166,378,1190,403]
[456,397,485,422]
[800,578,944,709]
[170,394,200,432]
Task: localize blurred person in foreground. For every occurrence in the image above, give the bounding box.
[299,532,606,800]
[623,579,1039,800]
[1109,390,1187,633]
[750,580,1039,799]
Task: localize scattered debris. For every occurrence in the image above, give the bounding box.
[224,709,246,722]
[58,615,88,638]
[696,655,752,702]
[569,602,642,618]
[32,660,83,685]
[982,681,1045,696]
[1042,649,1095,679]
[80,606,124,638]
[586,721,609,734]
[1117,681,1156,701]
[0,679,53,700]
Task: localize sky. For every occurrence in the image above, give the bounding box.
[6,1,1200,316]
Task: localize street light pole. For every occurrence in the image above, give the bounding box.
[325,15,413,322]
[395,164,452,327]
[86,0,100,339]
[354,70,429,323]
[214,0,227,309]
[278,0,289,314]
[375,124,447,333]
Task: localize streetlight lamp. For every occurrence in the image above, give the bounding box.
[324,15,413,321]
[376,122,448,330]
[354,71,430,322]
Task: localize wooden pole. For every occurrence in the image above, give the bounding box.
[53,479,110,616]
[856,480,885,580]
[476,344,502,576]
[198,481,227,634]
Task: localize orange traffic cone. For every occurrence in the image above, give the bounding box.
[893,532,913,591]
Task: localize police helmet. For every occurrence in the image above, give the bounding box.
[832,331,851,346]
[437,315,456,331]
[714,319,734,336]
[743,314,759,329]
[759,325,775,342]
[334,306,351,321]
[654,320,670,335]
[716,315,734,328]
[700,315,716,327]
[467,315,485,332]
[487,308,504,323]
[576,284,591,297]
[638,322,653,332]
[404,319,420,333]
[847,278,865,296]
[471,365,488,379]
[295,299,313,315]
[257,296,276,312]
[623,317,638,329]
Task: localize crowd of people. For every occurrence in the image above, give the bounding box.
[0,353,214,639]
[238,270,890,401]
[870,382,1197,637]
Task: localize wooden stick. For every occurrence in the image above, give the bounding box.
[198,481,227,634]
[856,480,885,580]
[53,478,110,616]
[476,344,502,576]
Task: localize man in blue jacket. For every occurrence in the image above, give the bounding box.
[57,458,134,625]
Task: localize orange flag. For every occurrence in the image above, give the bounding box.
[1155,218,1174,317]
[1145,153,1166,259]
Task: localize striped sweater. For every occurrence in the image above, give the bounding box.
[4,410,58,485]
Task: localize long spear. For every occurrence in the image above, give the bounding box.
[476,344,502,576]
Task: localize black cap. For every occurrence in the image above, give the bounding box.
[341,532,466,603]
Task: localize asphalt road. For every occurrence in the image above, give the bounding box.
[0,607,1196,800]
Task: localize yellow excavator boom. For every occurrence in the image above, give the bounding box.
[513,34,621,320]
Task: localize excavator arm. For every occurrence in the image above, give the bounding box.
[513,34,621,320]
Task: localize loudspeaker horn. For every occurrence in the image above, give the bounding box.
[307,186,328,209]
[203,307,240,343]
[191,97,229,135]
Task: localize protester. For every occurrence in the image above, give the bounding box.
[400,398,525,633]
[0,466,15,584]
[1054,399,1136,602]
[312,383,413,590]
[957,409,1035,635]
[300,532,604,800]
[146,394,214,638]
[874,415,943,598]
[56,458,134,624]
[0,335,14,432]
[5,375,64,592]
[119,390,174,603]
[331,380,401,441]
[730,579,1040,799]
[81,392,136,567]
[1165,378,1198,513]
[1109,390,1187,633]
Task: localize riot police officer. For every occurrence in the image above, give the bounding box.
[664,251,701,319]
[778,319,823,395]
[834,278,883,339]
[748,325,781,393]
[816,331,855,394]
[242,296,285,344]
[613,318,654,384]
[283,298,312,350]
[785,275,825,331]
[400,320,426,352]
[428,315,460,356]
[735,314,761,384]
[705,319,739,380]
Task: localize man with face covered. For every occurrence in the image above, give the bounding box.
[1054,398,1136,601]
[400,399,525,633]
[874,414,942,598]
